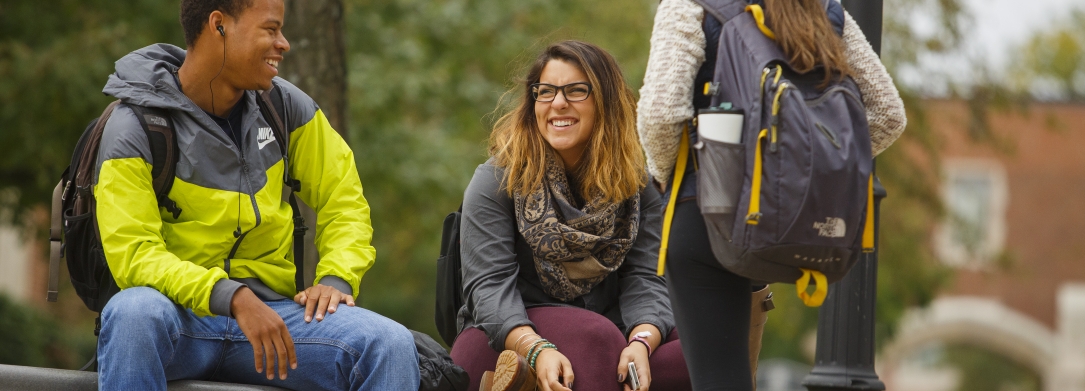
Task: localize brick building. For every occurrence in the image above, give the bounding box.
[884,100,1085,391]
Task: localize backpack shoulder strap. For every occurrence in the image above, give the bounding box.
[257,82,307,292]
[269,83,287,131]
[128,105,182,219]
[47,180,64,302]
[257,83,298,191]
[693,0,748,26]
[823,0,845,37]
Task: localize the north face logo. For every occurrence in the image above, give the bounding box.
[144,115,168,127]
[257,127,275,149]
[812,217,846,238]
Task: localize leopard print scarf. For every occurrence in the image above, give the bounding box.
[514,153,640,301]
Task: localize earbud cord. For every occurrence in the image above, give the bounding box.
[209,27,226,117]
[211,28,242,240]
[235,184,242,238]
[233,118,242,239]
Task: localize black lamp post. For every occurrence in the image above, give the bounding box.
[802,1,887,390]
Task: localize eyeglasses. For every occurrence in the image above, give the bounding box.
[530,82,593,102]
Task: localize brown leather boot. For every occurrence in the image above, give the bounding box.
[491,350,537,391]
[480,371,495,391]
[750,285,774,391]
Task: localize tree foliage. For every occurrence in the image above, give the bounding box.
[1011,10,1085,102]
[342,0,656,336]
[0,293,96,368]
[0,1,184,215]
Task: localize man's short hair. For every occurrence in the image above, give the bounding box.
[180,0,254,47]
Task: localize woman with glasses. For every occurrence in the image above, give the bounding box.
[450,40,690,391]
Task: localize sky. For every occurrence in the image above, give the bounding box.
[962,0,1084,70]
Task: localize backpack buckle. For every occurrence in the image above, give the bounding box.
[61,181,72,202]
[745,212,762,224]
[160,197,183,219]
[703,82,720,97]
[286,179,302,193]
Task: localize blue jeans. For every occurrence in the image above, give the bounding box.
[97,287,420,391]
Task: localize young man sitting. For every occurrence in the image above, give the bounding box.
[93,0,419,389]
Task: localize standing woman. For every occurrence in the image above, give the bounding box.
[451,40,690,391]
[637,0,907,390]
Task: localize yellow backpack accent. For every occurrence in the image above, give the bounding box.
[745,129,768,225]
[745,4,776,40]
[657,125,691,276]
[796,268,828,307]
[862,174,875,253]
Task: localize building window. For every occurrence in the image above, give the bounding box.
[934,158,1008,268]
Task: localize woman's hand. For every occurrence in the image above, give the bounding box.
[534,348,574,391]
[617,340,652,390]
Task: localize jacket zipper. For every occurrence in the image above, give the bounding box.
[224,128,263,274]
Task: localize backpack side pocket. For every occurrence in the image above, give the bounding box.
[696,138,746,242]
[62,207,118,312]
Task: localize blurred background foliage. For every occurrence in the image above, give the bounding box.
[941,344,1043,391]
[0,2,1077,385]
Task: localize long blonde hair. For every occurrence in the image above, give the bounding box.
[489,40,645,204]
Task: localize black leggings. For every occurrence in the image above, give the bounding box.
[665,200,753,391]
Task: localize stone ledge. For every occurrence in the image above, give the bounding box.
[0,364,288,390]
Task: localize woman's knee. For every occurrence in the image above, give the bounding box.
[529,307,625,347]
[450,327,491,362]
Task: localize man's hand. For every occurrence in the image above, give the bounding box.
[293,284,355,323]
[231,287,297,380]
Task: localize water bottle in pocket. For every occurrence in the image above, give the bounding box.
[695,105,746,242]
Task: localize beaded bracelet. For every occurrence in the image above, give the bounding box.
[528,343,557,370]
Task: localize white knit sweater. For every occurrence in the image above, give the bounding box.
[637,0,907,187]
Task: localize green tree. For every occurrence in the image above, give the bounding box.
[942,344,1042,391]
[342,0,656,335]
[0,2,183,366]
[0,1,184,214]
[1011,10,1085,102]
[0,293,96,368]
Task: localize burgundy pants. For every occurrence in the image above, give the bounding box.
[451,306,691,391]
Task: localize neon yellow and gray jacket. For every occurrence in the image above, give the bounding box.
[94,44,374,317]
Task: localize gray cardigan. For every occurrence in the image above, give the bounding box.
[457,162,675,352]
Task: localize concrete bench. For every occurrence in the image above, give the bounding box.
[0,364,288,390]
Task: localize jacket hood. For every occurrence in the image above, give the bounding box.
[103,44,192,111]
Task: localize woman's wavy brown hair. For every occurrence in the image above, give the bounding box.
[489,40,645,204]
[765,0,852,83]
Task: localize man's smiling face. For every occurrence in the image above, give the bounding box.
[221,0,290,91]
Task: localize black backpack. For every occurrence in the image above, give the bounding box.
[414,330,470,391]
[661,0,873,307]
[434,206,464,346]
[46,86,305,315]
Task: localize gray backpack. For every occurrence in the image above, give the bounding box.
[662,0,874,306]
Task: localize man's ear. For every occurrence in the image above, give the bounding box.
[207,10,226,38]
